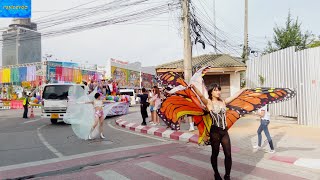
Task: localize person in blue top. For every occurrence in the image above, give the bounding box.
[22,92,30,119]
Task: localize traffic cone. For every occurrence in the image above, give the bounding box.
[29,106,35,118]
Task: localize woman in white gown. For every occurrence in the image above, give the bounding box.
[64,86,106,140]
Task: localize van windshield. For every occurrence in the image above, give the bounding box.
[120,91,134,96]
[43,85,84,100]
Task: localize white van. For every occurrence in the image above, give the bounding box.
[41,83,85,124]
[119,89,137,106]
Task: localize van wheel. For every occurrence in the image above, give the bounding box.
[50,119,58,124]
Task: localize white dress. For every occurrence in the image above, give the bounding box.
[64,86,97,140]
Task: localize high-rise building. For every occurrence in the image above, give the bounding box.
[1,18,41,66]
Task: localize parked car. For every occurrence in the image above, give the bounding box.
[119,89,138,106]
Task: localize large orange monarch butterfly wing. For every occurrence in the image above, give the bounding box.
[157,88,204,130]
[195,87,296,145]
[157,71,188,87]
[225,87,296,129]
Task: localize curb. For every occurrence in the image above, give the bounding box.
[114,118,320,170]
[115,119,199,144]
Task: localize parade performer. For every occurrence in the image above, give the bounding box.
[157,67,296,180]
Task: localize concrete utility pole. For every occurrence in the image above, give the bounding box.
[213,0,217,53]
[182,0,192,82]
[243,0,249,61]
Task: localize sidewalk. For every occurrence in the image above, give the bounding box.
[117,106,320,170]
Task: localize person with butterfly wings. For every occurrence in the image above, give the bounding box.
[157,67,296,180]
[191,83,247,180]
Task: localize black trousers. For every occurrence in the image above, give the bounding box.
[210,125,232,178]
[140,104,148,124]
[23,105,28,118]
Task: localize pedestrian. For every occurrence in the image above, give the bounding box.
[191,83,247,180]
[88,93,106,139]
[100,79,109,96]
[253,105,275,153]
[108,80,113,95]
[149,86,161,126]
[82,81,89,94]
[137,88,149,126]
[88,80,96,94]
[148,89,155,123]
[22,92,29,119]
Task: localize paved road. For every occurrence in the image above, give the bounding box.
[0,108,156,167]
[0,108,319,179]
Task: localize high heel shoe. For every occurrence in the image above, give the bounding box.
[214,174,222,180]
[224,174,230,180]
[100,133,105,139]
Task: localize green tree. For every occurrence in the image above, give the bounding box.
[308,36,320,48]
[264,12,313,53]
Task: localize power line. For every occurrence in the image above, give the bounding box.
[0,0,181,46]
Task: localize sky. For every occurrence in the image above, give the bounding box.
[1,0,320,67]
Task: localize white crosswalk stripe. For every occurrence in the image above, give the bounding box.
[137,161,197,180]
[170,155,265,180]
[198,150,319,179]
[96,170,130,180]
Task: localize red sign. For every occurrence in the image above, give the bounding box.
[111,58,129,65]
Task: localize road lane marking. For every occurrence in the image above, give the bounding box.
[96,170,130,180]
[37,125,64,158]
[170,155,264,180]
[22,118,42,124]
[0,141,172,171]
[137,161,197,180]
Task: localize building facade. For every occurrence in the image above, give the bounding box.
[156,54,246,99]
[2,18,41,66]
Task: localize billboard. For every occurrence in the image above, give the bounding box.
[128,70,140,88]
[111,66,128,87]
[141,73,153,89]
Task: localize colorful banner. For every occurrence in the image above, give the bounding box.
[3,68,11,83]
[0,61,102,84]
[10,68,19,83]
[19,67,27,82]
[26,66,36,81]
[141,73,153,89]
[0,69,2,83]
[103,102,129,117]
[73,69,82,83]
[62,62,78,68]
[128,70,140,88]
[47,61,62,81]
[152,75,157,85]
[55,66,62,81]
[111,66,128,87]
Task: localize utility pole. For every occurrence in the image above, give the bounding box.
[213,0,217,53]
[182,0,192,82]
[243,0,249,62]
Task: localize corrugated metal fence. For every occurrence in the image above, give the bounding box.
[246,47,320,127]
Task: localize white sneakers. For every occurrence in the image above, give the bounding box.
[100,133,105,139]
[265,149,276,154]
[150,122,160,126]
[253,145,275,153]
[189,123,195,132]
[88,133,105,139]
[253,145,261,149]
